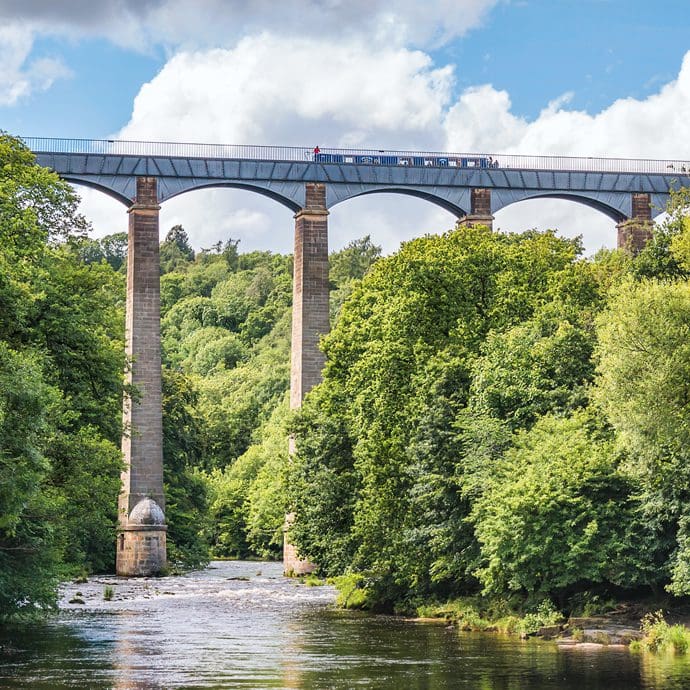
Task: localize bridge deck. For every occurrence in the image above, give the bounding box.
[24,137,690,219]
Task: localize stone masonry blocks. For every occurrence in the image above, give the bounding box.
[290,183,330,410]
[457,188,494,230]
[285,183,329,575]
[631,192,653,220]
[617,192,654,254]
[117,176,167,577]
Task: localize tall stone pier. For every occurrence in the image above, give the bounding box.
[284,182,330,576]
[458,188,494,229]
[617,192,654,253]
[117,176,167,576]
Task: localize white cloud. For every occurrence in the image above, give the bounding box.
[445,52,690,159]
[120,35,453,148]
[109,34,457,254]
[0,25,71,105]
[0,1,498,52]
[76,40,690,258]
[441,52,690,252]
[0,0,496,117]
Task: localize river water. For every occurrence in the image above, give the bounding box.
[2,561,690,689]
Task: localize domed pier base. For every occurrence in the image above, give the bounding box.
[117,497,167,577]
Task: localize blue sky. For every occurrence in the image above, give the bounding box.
[3,0,688,138]
[437,0,690,117]
[2,0,690,253]
[3,38,161,139]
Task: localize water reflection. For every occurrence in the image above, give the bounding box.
[1,561,690,689]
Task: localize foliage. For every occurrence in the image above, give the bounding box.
[639,611,690,655]
[162,369,210,569]
[164,237,380,561]
[72,232,128,272]
[0,134,124,617]
[332,574,373,610]
[470,306,596,430]
[595,278,690,594]
[518,600,563,635]
[0,344,62,617]
[471,413,660,597]
[633,187,690,280]
[160,224,195,274]
[289,225,605,607]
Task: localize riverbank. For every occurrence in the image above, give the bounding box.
[328,574,690,651]
[413,598,690,653]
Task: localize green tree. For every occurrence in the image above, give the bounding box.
[471,413,659,599]
[0,134,122,615]
[632,187,690,281]
[160,224,195,274]
[162,369,210,569]
[0,345,62,618]
[595,278,690,593]
[290,226,591,607]
[73,232,128,272]
[470,307,596,430]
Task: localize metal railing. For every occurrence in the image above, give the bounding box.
[22,136,690,176]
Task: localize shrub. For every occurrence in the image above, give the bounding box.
[332,574,372,610]
[640,611,690,654]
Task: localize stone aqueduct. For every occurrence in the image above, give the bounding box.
[26,137,690,576]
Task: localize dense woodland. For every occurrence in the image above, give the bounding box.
[4,133,690,621]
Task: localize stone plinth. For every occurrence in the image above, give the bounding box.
[458,188,494,229]
[117,177,166,577]
[117,527,167,576]
[617,193,654,254]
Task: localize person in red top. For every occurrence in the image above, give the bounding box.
[313,145,320,160]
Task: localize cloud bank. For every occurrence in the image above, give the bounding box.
[75,41,690,255]
[0,0,498,51]
[4,0,690,255]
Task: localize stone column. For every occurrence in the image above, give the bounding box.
[290,183,330,409]
[617,192,654,253]
[116,176,167,577]
[458,188,494,229]
[284,182,330,576]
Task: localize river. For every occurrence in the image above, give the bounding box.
[2,561,690,689]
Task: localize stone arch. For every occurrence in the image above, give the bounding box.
[63,176,132,206]
[327,187,467,217]
[495,191,627,222]
[160,181,302,213]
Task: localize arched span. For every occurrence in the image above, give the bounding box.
[501,192,627,223]
[328,187,467,217]
[64,176,132,207]
[163,181,301,213]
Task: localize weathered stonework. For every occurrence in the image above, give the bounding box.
[116,498,167,576]
[117,176,167,577]
[116,529,167,576]
[283,512,314,576]
[617,192,654,254]
[290,183,330,410]
[284,183,329,576]
[457,188,494,229]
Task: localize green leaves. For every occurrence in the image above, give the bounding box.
[470,413,658,596]
[288,224,608,607]
[0,134,126,616]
